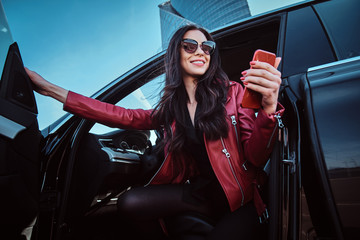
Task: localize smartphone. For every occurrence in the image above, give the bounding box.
[241,49,276,109]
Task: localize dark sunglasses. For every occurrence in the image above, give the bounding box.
[181,38,216,55]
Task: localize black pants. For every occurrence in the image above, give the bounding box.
[117,184,262,240]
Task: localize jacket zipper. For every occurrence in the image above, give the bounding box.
[266,113,284,149]
[275,113,284,128]
[231,115,247,171]
[221,137,245,206]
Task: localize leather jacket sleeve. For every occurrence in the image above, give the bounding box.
[63,91,155,130]
[235,83,285,167]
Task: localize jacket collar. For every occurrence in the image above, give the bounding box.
[226,81,237,103]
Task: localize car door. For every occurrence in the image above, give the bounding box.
[281,0,360,239]
[304,57,360,240]
[272,3,337,239]
[0,42,42,238]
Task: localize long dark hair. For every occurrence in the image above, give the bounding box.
[152,24,229,156]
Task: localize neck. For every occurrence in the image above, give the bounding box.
[183,76,197,104]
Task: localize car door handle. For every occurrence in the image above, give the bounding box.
[283,157,296,174]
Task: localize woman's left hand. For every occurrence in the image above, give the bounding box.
[241,57,282,114]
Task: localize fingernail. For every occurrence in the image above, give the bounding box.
[250,61,256,65]
[240,77,245,81]
[241,71,247,75]
[243,82,248,85]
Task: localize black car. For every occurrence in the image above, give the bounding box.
[1,0,359,239]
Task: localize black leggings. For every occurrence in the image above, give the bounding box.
[117,184,262,240]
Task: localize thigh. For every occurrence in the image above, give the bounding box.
[117,184,211,221]
[207,202,262,240]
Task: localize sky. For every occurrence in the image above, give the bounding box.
[1,0,301,130]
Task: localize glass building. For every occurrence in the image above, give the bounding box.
[159,0,251,49]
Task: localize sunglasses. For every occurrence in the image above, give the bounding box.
[181,38,216,55]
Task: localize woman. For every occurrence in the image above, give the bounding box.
[26,24,283,239]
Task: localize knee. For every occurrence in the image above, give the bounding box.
[117,189,141,219]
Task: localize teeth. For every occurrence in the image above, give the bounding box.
[192,61,204,64]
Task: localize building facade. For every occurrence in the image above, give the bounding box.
[159,0,251,49]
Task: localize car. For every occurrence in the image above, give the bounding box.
[1,0,359,239]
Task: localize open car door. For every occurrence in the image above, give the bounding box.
[0,42,42,238]
[301,57,360,239]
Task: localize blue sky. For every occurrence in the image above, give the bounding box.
[2,0,300,129]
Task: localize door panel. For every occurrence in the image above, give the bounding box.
[0,43,42,237]
[307,57,360,239]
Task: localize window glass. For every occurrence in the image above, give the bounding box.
[89,74,165,145]
[0,2,13,80]
[314,0,360,60]
[282,6,335,77]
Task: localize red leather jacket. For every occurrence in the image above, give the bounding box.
[64,81,284,213]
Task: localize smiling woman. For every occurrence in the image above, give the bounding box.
[180,30,212,85]
[25,23,283,239]
[2,0,359,239]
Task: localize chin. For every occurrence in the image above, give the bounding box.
[191,70,207,77]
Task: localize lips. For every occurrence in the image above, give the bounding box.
[190,59,206,66]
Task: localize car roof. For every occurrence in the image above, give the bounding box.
[211,0,322,35]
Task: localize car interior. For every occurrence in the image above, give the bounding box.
[51,16,283,239]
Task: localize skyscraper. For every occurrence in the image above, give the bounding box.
[159,0,251,49]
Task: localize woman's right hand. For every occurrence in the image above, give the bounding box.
[25,67,68,103]
[25,67,52,96]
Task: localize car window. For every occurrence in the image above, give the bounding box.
[282,6,335,77]
[0,2,13,80]
[217,18,280,82]
[89,74,165,144]
[314,0,360,60]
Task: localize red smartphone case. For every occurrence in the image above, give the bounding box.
[241,49,276,109]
